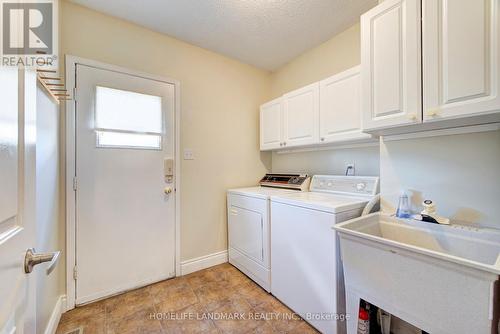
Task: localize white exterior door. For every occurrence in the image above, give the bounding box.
[423,0,500,121]
[74,65,176,304]
[0,69,37,333]
[319,66,372,143]
[260,97,283,150]
[361,0,422,130]
[283,82,320,148]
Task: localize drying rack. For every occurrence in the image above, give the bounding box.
[36,68,69,104]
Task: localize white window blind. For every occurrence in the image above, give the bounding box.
[95,86,163,149]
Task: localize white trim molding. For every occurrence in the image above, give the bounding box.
[44,295,66,334]
[382,123,500,142]
[275,140,379,154]
[180,250,228,276]
[64,55,182,310]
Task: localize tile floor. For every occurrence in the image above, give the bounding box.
[56,263,319,334]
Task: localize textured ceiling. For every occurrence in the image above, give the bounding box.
[68,0,377,70]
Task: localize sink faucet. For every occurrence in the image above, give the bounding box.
[409,200,450,225]
[421,200,450,225]
[411,213,440,224]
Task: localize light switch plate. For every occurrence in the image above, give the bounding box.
[183,149,194,160]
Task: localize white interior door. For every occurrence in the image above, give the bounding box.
[0,69,37,333]
[75,64,176,304]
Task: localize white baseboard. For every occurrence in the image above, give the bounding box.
[44,295,66,334]
[180,250,228,275]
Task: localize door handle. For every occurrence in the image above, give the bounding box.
[24,248,61,275]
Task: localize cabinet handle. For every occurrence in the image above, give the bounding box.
[407,113,418,121]
[320,137,325,141]
[279,142,283,147]
[283,142,287,146]
[425,109,440,117]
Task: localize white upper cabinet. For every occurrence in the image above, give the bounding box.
[320,66,372,143]
[423,0,500,121]
[361,0,422,131]
[260,97,283,151]
[283,82,320,148]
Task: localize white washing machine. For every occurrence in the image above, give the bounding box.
[227,174,310,291]
[270,175,379,334]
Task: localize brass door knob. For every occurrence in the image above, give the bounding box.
[24,248,60,274]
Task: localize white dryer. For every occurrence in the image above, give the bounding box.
[227,174,310,291]
[270,175,379,334]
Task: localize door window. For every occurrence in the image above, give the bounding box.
[95,86,163,149]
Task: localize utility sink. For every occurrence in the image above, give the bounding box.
[334,212,500,334]
[335,212,500,274]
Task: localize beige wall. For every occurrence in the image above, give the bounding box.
[60,1,272,261]
[269,23,380,177]
[270,24,361,98]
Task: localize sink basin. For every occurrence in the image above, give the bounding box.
[334,212,500,334]
[335,212,500,275]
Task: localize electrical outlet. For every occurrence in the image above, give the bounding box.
[183,149,194,160]
[345,162,355,176]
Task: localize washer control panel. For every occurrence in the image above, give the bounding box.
[259,174,311,191]
[310,175,379,196]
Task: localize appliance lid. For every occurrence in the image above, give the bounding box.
[271,192,369,213]
[227,186,299,199]
[270,175,380,213]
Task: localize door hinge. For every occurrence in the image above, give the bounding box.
[72,177,78,191]
[73,266,78,280]
[73,87,77,102]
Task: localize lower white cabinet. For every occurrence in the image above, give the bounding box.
[320,66,373,143]
[283,82,320,148]
[260,97,283,151]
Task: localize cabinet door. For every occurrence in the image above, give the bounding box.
[423,0,500,121]
[260,97,283,151]
[361,0,422,130]
[283,82,320,148]
[320,66,372,143]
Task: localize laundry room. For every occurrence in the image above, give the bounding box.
[1,0,499,334]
